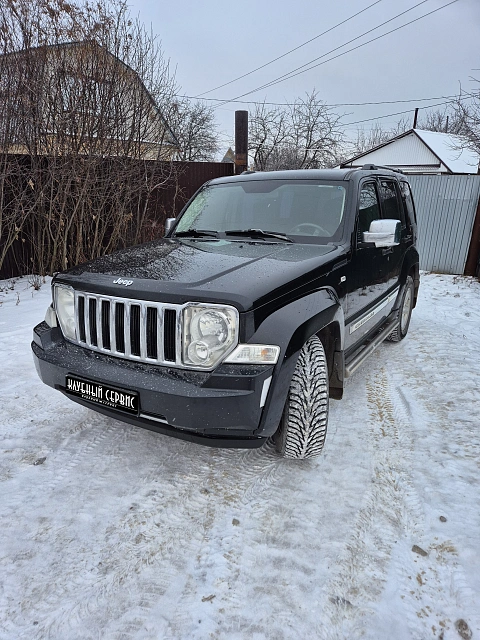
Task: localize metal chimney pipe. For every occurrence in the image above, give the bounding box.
[235,111,248,174]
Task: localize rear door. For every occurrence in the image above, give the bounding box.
[377,177,407,291]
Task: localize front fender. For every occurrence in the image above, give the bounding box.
[249,288,344,438]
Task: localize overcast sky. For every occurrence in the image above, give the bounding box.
[128,0,479,154]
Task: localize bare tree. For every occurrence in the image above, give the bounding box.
[166,99,219,161]
[0,0,184,275]
[349,118,410,157]
[450,87,480,155]
[409,95,480,156]
[414,106,464,135]
[249,91,344,171]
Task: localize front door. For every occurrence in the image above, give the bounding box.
[345,180,395,351]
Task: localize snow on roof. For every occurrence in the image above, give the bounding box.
[340,129,480,174]
[414,129,479,174]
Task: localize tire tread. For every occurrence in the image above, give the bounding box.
[276,335,329,459]
[387,275,414,342]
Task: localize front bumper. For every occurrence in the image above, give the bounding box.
[32,322,274,448]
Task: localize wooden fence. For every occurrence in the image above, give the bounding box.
[0,159,234,279]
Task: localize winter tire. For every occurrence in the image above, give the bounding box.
[274,335,329,459]
[387,275,414,342]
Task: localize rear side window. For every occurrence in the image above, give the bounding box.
[379,180,405,226]
[399,181,417,226]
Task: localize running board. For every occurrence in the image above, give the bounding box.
[345,319,399,378]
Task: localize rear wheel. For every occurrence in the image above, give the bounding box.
[274,335,329,459]
[388,275,414,342]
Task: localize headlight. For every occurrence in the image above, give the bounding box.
[54,285,76,340]
[182,304,238,368]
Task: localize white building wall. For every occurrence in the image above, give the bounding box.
[351,132,445,171]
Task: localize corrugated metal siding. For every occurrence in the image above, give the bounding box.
[409,174,480,274]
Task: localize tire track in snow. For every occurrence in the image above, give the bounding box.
[309,350,480,640]
[310,367,429,639]
[0,413,153,640]
[78,437,296,640]
[17,438,284,639]
[29,444,213,639]
[159,377,374,639]
[388,336,480,638]
[369,365,479,639]
[126,442,292,639]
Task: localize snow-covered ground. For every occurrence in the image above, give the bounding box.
[0,273,479,640]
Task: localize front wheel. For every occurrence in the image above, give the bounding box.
[274,335,329,459]
[388,275,414,342]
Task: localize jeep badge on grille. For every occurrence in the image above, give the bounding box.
[113,278,133,286]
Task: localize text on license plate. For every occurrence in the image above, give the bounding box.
[65,376,138,415]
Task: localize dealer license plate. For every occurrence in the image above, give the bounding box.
[65,375,138,415]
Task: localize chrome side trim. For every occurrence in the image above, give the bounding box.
[349,287,399,335]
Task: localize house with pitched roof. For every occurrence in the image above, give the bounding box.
[339,129,479,175]
[339,129,480,276]
[0,41,180,160]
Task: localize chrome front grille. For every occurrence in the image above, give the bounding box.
[74,291,181,366]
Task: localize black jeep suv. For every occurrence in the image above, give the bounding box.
[32,166,419,458]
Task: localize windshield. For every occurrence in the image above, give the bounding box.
[174,179,347,242]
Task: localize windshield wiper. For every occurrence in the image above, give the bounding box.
[174,229,219,238]
[225,229,293,242]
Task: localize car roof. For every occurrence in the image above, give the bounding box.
[208,167,405,186]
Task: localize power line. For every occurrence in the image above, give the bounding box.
[341,94,470,126]
[226,0,431,102]
[213,0,459,108]
[180,93,460,108]
[211,0,430,106]
[196,0,384,97]
[214,92,471,140]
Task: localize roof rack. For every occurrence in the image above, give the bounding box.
[360,164,405,175]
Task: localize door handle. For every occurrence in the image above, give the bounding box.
[382,247,393,255]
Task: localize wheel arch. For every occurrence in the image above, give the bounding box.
[400,247,420,308]
[317,321,344,400]
[251,288,345,438]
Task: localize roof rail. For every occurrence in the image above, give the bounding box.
[360,163,405,175]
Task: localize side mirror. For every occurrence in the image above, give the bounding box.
[164,218,176,236]
[363,219,401,248]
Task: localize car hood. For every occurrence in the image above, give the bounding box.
[57,238,346,311]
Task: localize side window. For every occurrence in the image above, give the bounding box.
[399,181,417,227]
[379,180,405,226]
[358,182,381,235]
